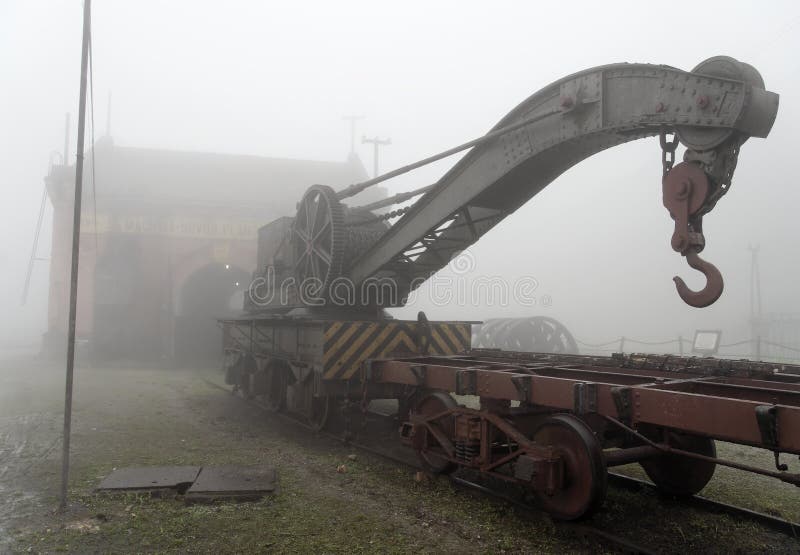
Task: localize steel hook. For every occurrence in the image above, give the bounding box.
[673,250,724,308]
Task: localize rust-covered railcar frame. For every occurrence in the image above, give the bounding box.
[365,350,800,518]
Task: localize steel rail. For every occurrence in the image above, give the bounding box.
[448,475,657,555]
[607,472,799,538]
[202,378,655,553]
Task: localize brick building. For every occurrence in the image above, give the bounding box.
[44,138,373,363]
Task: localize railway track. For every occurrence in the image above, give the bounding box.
[203,378,799,553]
[606,473,799,538]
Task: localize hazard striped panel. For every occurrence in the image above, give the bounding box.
[322,321,471,380]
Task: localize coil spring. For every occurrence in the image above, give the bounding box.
[455,439,479,463]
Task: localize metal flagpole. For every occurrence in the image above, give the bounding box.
[60,0,92,511]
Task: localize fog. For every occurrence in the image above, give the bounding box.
[2,0,800,359]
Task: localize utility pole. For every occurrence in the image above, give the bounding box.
[749,245,763,360]
[749,245,762,322]
[342,115,364,156]
[64,112,71,162]
[106,91,112,137]
[362,135,391,178]
[61,0,91,511]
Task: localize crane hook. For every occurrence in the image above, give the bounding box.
[673,250,724,308]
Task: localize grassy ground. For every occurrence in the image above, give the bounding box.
[1,358,798,554]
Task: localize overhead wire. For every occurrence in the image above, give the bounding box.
[88,32,99,253]
[625,338,683,346]
[573,334,800,363]
[574,338,621,348]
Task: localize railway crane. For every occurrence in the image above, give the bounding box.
[222,56,800,520]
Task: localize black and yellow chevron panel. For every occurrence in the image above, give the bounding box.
[322,321,471,380]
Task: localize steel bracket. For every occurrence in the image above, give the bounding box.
[755,405,780,449]
[573,382,598,415]
[291,362,313,384]
[513,453,563,496]
[511,375,532,401]
[755,405,788,471]
[410,365,427,386]
[611,386,633,425]
[363,360,380,382]
[455,369,477,396]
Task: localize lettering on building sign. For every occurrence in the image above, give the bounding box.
[80,213,258,240]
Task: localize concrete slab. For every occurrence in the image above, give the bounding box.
[184,464,277,503]
[96,466,201,494]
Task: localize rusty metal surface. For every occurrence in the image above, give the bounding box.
[469,349,800,380]
[185,465,277,502]
[96,466,200,493]
[368,350,800,455]
[367,348,800,519]
[662,161,724,307]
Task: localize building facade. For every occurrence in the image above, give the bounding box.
[45,138,374,363]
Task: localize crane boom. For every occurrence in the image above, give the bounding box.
[251,56,778,314]
[346,58,777,305]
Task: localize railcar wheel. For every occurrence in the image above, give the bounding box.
[639,430,716,496]
[412,392,457,474]
[532,414,607,520]
[308,395,331,432]
[262,361,288,413]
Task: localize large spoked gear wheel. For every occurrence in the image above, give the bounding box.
[292,185,346,293]
[474,317,578,354]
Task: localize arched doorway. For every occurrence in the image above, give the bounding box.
[93,237,142,359]
[174,263,249,365]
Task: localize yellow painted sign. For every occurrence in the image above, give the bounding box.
[80,212,259,240]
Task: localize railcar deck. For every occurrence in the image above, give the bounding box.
[364,349,800,519]
[367,350,800,453]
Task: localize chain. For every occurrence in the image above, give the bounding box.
[683,135,745,216]
[345,205,412,227]
[721,138,742,188]
[659,128,679,177]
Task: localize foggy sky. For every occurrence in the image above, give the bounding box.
[2,0,800,353]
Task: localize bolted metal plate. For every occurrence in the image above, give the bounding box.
[96,466,201,493]
[184,465,277,503]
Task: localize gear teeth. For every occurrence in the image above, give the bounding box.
[292,185,346,295]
